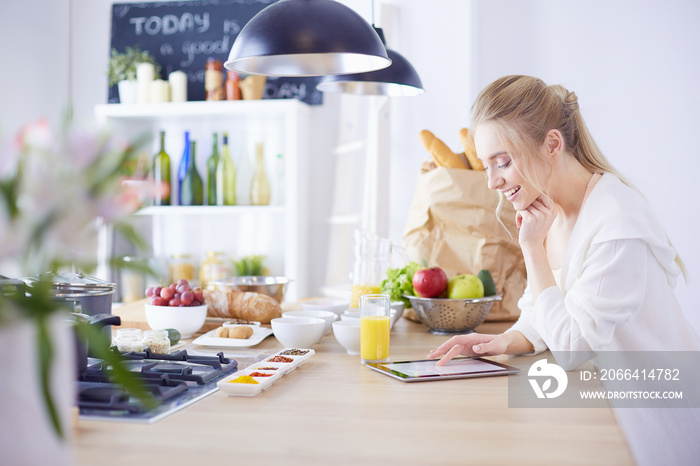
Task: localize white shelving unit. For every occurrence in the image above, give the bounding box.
[95,100,311,301]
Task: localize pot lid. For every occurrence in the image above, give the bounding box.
[24,271,116,297]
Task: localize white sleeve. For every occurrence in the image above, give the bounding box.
[531,239,647,368]
[505,283,548,354]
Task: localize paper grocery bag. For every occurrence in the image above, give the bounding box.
[402,167,526,321]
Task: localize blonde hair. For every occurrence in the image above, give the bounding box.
[471,75,686,277]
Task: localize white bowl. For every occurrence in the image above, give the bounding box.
[284,309,337,334]
[332,320,361,355]
[343,308,401,329]
[145,303,207,339]
[300,298,348,316]
[271,317,325,348]
[341,309,360,321]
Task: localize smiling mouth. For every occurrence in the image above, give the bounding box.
[503,186,521,198]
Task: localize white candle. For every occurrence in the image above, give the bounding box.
[169,71,188,102]
[149,79,170,103]
[136,62,155,104]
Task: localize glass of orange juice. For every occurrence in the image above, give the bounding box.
[360,294,391,365]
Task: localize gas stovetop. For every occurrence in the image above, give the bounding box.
[77,349,238,423]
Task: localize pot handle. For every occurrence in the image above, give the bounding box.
[89,313,121,328]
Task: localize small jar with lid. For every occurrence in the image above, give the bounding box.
[143,329,170,354]
[199,251,231,286]
[114,328,144,353]
[205,58,224,101]
[169,253,196,284]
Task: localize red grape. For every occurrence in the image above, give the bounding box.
[169,297,181,307]
[146,287,154,297]
[160,287,174,301]
[191,300,202,306]
[152,297,167,306]
[154,286,162,297]
[169,282,177,291]
[193,287,204,302]
[181,291,194,305]
[177,284,190,294]
[177,279,189,288]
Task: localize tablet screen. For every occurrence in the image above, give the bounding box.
[367,357,518,382]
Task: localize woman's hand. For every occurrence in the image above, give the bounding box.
[516,194,557,250]
[426,333,509,366]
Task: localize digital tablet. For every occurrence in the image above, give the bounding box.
[365,357,519,382]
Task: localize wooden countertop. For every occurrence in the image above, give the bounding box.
[73,316,634,465]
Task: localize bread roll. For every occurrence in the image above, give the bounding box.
[228,326,254,339]
[419,130,467,169]
[204,288,282,324]
[458,128,484,171]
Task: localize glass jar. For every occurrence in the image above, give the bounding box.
[205,58,224,101]
[143,329,170,354]
[169,254,196,284]
[114,328,144,353]
[200,251,231,287]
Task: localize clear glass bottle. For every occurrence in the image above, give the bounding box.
[143,329,170,355]
[207,132,219,205]
[250,142,270,206]
[180,140,203,205]
[177,131,190,206]
[199,251,231,287]
[152,130,171,206]
[114,328,144,353]
[216,132,236,205]
[272,153,285,205]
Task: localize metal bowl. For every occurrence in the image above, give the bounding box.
[404,294,502,335]
[209,276,289,303]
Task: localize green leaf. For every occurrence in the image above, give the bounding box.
[36,316,63,439]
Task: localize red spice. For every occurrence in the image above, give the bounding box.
[249,372,274,377]
[269,355,294,363]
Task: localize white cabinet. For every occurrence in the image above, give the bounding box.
[95,100,311,301]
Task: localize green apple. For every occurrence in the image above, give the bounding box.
[447,274,484,299]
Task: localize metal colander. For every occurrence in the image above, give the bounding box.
[405,294,503,335]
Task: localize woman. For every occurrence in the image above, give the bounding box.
[428,75,700,368]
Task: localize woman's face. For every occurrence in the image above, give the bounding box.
[474,122,541,211]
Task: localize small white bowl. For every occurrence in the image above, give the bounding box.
[271,317,325,348]
[342,308,401,329]
[341,309,360,321]
[332,320,361,355]
[284,309,337,334]
[145,303,207,339]
[300,298,348,316]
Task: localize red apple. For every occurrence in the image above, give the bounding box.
[412,267,448,298]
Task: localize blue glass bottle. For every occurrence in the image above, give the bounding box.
[178,131,191,205]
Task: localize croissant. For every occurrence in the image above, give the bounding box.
[204,288,282,324]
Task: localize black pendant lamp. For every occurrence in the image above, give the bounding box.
[316,27,424,96]
[224,0,392,77]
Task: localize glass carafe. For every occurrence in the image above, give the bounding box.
[350,229,407,308]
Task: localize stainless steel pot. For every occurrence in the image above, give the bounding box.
[25,271,118,356]
[70,312,121,378]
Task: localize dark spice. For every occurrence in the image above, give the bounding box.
[279,349,310,356]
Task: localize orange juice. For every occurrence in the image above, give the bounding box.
[350,284,382,308]
[360,315,390,363]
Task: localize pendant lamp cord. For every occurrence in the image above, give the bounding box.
[371,0,376,26]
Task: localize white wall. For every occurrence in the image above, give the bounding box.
[0,1,69,139]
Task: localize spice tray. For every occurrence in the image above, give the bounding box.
[217,348,315,397]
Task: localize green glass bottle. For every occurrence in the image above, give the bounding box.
[250,142,270,206]
[180,140,203,206]
[206,132,219,205]
[152,130,171,206]
[216,132,236,205]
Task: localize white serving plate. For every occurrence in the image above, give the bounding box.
[192,325,273,348]
[218,348,315,397]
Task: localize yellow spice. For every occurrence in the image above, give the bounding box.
[229,375,259,384]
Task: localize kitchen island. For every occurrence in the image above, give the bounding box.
[73,318,634,465]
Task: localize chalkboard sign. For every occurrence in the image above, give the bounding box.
[109,0,323,105]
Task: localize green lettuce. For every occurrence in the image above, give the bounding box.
[381,261,422,308]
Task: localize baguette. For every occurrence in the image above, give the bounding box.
[204,288,282,324]
[458,128,484,171]
[419,130,467,169]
